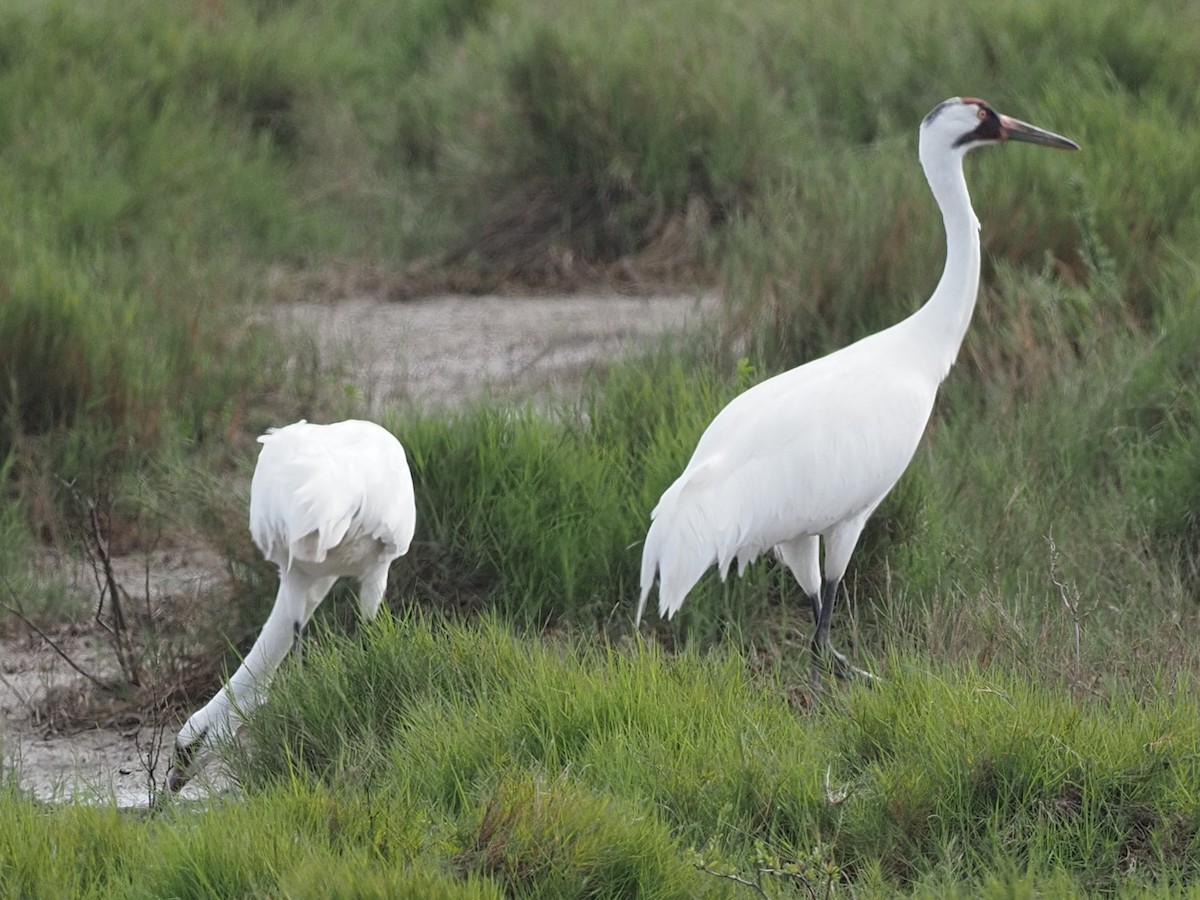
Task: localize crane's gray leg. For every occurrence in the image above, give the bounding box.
[809,578,875,688]
[774,536,822,625]
[808,520,877,689]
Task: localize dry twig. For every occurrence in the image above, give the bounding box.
[0,572,108,691]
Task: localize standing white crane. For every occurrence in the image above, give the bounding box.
[165,419,416,793]
[637,98,1078,682]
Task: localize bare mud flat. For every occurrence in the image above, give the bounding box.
[2,291,716,807]
[273,291,717,412]
[2,548,230,807]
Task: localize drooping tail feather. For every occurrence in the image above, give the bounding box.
[635,522,661,625]
[636,475,723,624]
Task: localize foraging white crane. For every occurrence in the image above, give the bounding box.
[165,419,416,792]
[637,98,1078,682]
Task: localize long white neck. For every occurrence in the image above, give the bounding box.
[176,587,298,748]
[905,146,981,382]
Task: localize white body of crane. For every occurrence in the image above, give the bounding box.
[637,98,1078,680]
[166,418,416,791]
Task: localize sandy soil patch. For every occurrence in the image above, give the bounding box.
[2,547,230,807]
[273,291,717,412]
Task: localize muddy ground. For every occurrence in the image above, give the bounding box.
[1,291,716,807]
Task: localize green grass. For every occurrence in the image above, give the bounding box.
[5,617,1200,896]
[1,0,1197,470]
[5,0,1200,895]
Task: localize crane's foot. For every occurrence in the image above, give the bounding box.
[809,641,878,692]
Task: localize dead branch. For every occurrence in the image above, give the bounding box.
[0,573,108,691]
[134,706,170,808]
[57,475,142,687]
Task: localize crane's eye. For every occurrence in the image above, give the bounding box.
[976,107,988,121]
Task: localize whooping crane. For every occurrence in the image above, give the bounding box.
[637,98,1078,684]
[165,419,416,792]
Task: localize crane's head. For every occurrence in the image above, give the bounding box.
[920,97,1079,159]
[162,693,241,795]
[163,720,208,794]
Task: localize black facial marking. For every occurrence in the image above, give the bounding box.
[953,102,1003,148]
[173,744,193,771]
[173,726,206,771]
[922,99,956,128]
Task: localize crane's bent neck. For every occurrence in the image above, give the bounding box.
[906,148,981,382]
[176,581,299,749]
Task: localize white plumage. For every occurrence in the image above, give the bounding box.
[166,419,415,792]
[637,98,1078,682]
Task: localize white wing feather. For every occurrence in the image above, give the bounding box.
[638,335,937,621]
[249,420,416,571]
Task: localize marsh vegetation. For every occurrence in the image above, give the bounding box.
[4,0,1200,895]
